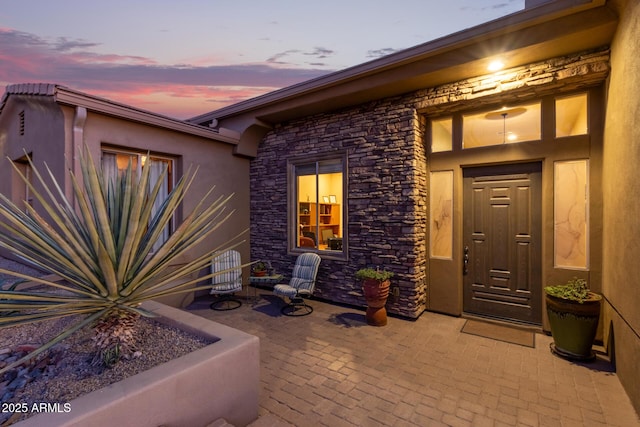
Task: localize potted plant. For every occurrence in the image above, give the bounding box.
[545,277,602,361]
[356,268,394,326]
[252,261,268,277]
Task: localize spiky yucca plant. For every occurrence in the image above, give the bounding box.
[0,147,245,373]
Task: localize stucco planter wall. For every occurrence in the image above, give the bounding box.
[16,301,260,427]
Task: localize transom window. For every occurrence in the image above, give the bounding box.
[431,117,453,153]
[556,93,588,137]
[463,101,541,148]
[291,156,345,254]
[429,91,588,152]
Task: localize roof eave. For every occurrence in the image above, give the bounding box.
[1,83,239,145]
[52,86,239,144]
[191,0,614,127]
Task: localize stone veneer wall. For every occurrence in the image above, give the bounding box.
[249,46,609,319]
[250,96,429,318]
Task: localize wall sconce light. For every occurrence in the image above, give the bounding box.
[488,60,504,71]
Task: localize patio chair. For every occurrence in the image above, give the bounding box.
[209,249,243,311]
[273,252,321,316]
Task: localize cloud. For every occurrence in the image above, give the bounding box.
[267,47,334,65]
[0,27,332,118]
[491,0,521,10]
[304,47,334,59]
[461,0,520,12]
[266,49,301,65]
[53,37,101,52]
[85,84,278,119]
[366,48,399,59]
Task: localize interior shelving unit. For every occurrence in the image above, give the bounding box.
[298,202,341,245]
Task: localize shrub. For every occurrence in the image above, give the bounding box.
[355,268,394,282]
[544,278,591,303]
[0,147,245,373]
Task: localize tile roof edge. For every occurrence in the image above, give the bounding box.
[0,83,239,145]
[5,83,61,96]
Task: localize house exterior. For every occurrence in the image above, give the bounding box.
[191,0,640,413]
[0,83,250,306]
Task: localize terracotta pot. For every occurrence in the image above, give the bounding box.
[545,292,602,361]
[253,270,267,277]
[362,279,391,326]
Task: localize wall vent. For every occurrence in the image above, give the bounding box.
[19,111,25,136]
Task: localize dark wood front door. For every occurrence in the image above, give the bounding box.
[463,163,542,325]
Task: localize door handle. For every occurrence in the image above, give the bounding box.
[463,246,469,275]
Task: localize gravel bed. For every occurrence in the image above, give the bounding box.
[0,257,44,285]
[0,257,212,425]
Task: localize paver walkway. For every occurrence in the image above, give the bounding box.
[188,291,640,427]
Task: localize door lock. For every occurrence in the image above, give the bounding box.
[463,246,469,275]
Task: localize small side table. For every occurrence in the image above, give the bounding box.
[249,274,284,302]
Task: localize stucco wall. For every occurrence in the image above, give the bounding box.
[602,0,640,414]
[79,112,250,258]
[79,112,251,297]
[251,97,429,318]
[0,98,251,294]
[0,94,68,226]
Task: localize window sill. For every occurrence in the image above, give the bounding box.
[289,247,347,261]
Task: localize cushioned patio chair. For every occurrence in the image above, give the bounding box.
[210,249,243,311]
[273,252,321,316]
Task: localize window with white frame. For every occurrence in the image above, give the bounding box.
[101,148,174,252]
[291,156,345,254]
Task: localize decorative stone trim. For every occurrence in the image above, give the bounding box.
[416,47,610,115]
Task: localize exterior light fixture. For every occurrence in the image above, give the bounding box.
[488,60,504,71]
[485,107,526,144]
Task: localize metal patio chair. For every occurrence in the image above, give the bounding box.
[210,249,243,311]
[273,252,321,316]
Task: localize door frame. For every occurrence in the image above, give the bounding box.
[462,162,543,325]
[425,87,604,330]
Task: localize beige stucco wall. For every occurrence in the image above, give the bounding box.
[602,0,640,414]
[76,110,249,257]
[0,94,68,221]
[77,110,251,303]
[0,97,250,300]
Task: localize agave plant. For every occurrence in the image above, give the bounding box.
[0,146,245,373]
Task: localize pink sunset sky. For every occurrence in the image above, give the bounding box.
[1,0,524,119]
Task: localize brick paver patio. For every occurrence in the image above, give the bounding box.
[188,291,640,427]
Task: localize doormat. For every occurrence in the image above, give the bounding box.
[461,319,535,348]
